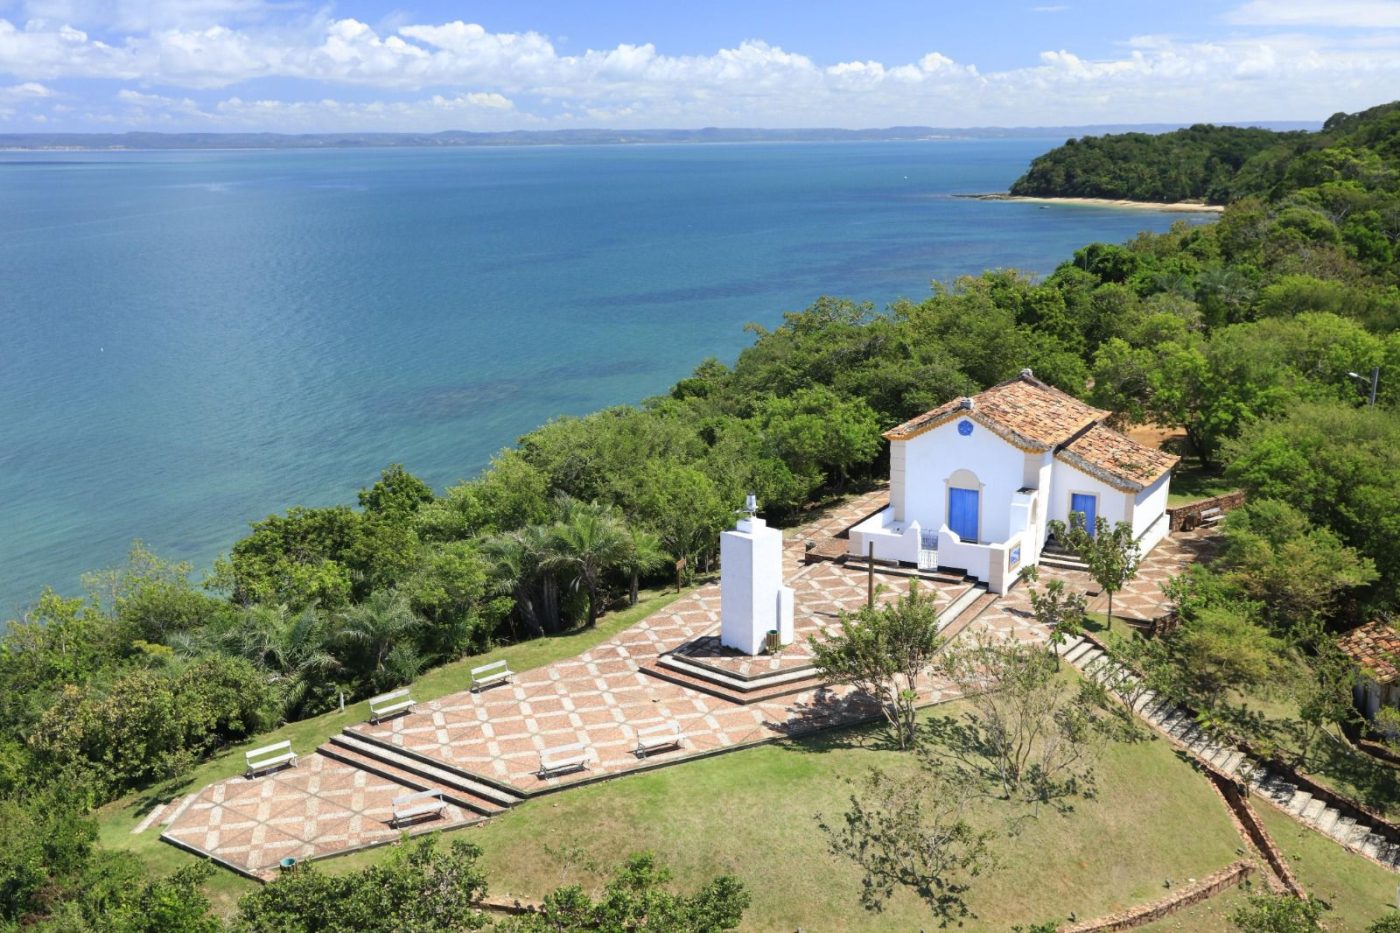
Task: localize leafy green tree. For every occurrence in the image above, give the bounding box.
[631,461,730,579]
[931,635,1134,808]
[235,835,488,933]
[755,385,881,490]
[225,505,362,610]
[1217,499,1377,636]
[1226,401,1400,605]
[1021,566,1088,666]
[817,766,994,923]
[223,605,342,720]
[809,585,945,748]
[0,789,98,923]
[1048,514,1141,631]
[501,853,749,932]
[1230,892,1326,932]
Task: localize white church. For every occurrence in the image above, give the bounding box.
[847,370,1178,594]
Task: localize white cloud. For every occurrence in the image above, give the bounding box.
[1225,0,1400,28]
[1,12,1399,130]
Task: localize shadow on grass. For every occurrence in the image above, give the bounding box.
[1305,736,1400,816]
[766,689,904,754]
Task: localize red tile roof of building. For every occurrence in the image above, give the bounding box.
[884,371,1107,451]
[1338,620,1400,685]
[1057,423,1180,493]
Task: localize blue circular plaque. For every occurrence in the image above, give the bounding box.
[957,419,974,436]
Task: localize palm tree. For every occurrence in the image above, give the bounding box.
[483,526,562,637]
[335,590,421,689]
[620,526,669,605]
[547,499,632,628]
[224,605,342,719]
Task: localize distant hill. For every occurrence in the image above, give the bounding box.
[1010,101,1400,205]
[0,122,1319,151]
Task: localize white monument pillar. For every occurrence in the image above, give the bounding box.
[720,496,795,655]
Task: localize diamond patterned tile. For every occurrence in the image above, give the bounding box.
[166,492,1213,875]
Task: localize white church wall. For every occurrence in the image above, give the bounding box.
[1048,462,1131,532]
[901,416,1028,544]
[1133,472,1172,540]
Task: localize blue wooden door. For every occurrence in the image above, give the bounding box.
[1070,493,1098,536]
[948,487,979,542]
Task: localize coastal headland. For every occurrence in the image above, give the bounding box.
[959,192,1225,212]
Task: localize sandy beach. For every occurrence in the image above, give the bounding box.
[962,193,1225,213]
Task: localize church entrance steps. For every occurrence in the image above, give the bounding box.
[331,730,524,809]
[316,742,509,818]
[1056,634,1400,872]
[1038,547,1090,572]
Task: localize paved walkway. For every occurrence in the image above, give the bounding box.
[161,491,1213,880]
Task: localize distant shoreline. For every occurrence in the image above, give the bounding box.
[959,193,1225,213]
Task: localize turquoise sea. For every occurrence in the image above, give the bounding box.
[0,140,1204,614]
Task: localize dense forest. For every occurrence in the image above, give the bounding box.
[1011,100,1400,211]
[3,100,1399,927]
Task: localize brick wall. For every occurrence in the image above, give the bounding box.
[1167,491,1246,532]
[1062,861,1254,932]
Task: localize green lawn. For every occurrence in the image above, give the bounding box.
[1143,794,1400,932]
[1167,457,1237,508]
[1253,799,1400,930]
[316,708,1241,931]
[95,584,691,917]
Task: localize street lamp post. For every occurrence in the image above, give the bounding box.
[1348,367,1380,406]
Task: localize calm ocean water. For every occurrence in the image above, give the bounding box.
[0,141,1202,614]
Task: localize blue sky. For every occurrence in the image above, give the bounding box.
[1,0,1399,131]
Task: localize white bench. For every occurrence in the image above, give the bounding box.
[245,740,297,779]
[634,722,685,759]
[369,688,415,724]
[470,660,514,693]
[390,789,445,826]
[538,742,590,777]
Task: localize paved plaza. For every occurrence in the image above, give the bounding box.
[160,489,1217,879]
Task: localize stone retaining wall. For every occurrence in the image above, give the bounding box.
[1062,861,1254,932]
[1167,491,1246,532]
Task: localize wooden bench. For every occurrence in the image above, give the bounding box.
[634,721,685,759]
[390,789,445,826]
[538,742,590,777]
[470,660,514,693]
[369,688,415,724]
[245,740,297,779]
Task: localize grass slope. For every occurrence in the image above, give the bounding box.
[350,711,1241,931]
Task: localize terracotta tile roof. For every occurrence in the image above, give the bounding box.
[883,371,1108,451]
[1056,423,1180,493]
[1338,620,1400,685]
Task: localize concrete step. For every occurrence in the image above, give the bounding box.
[638,656,822,706]
[317,745,504,818]
[1315,807,1341,834]
[1218,750,1245,776]
[1064,641,1097,665]
[1038,554,1090,572]
[326,733,520,812]
[1329,816,1358,843]
[1301,798,1328,822]
[1056,636,1086,657]
[939,589,999,641]
[937,585,989,632]
[1361,834,1384,859]
[1343,821,1372,848]
[656,653,819,692]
